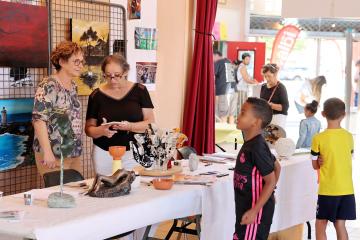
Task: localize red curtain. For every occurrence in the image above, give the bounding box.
[182,0,217,155]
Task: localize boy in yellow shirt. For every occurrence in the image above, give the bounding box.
[311,98,356,240]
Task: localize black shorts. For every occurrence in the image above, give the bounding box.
[233,223,271,240]
[316,194,356,222]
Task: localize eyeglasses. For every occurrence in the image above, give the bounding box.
[103,72,125,80]
[73,59,86,66]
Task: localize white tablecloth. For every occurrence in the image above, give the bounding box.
[271,155,318,231]
[0,154,317,240]
[0,182,202,240]
[198,153,318,238]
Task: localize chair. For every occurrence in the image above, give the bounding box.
[43,169,134,239]
[43,169,85,188]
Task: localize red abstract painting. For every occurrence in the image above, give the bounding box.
[0,2,48,67]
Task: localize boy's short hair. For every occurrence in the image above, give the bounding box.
[323,98,345,120]
[246,97,273,128]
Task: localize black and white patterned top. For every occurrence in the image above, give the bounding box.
[32,76,82,158]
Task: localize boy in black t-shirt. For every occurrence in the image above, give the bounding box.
[233,97,281,240]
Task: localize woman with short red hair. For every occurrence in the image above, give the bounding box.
[32,41,85,177]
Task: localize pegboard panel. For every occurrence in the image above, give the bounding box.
[0,0,127,195]
[50,0,126,180]
[0,0,48,195]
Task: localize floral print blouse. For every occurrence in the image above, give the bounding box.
[32,76,82,158]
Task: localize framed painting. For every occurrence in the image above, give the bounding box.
[0,98,35,171]
[0,2,48,67]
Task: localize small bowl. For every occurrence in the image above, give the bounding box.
[152,178,174,190]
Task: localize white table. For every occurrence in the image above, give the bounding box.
[0,180,203,240]
[195,153,318,239]
[271,154,318,231]
[0,154,317,240]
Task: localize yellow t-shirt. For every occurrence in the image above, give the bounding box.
[311,128,354,196]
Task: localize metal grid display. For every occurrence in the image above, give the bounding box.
[0,0,48,195]
[0,0,126,195]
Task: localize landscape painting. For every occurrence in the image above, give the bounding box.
[71,19,109,66]
[0,98,35,171]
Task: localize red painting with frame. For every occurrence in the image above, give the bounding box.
[0,1,49,68]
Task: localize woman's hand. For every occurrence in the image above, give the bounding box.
[42,150,58,169]
[269,102,274,109]
[99,125,117,138]
[112,121,132,131]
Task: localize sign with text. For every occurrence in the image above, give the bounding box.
[270,25,300,69]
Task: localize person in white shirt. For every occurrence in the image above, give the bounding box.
[236,53,257,107]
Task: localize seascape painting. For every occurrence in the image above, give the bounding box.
[0,98,35,171]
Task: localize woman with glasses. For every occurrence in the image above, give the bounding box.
[85,54,155,175]
[32,41,84,177]
[260,63,289,129]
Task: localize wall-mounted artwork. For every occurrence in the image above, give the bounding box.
[71,19,109,95]
[0,1,48,67]
[71,19,109,66]
[9,68,33,87]
[135,27,157,50]
[128,0,141,20]
[136,62,157,91]
[77,66,105,96]
[113,40,126,56]
[0,98,35,171]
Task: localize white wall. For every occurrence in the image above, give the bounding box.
[110,0,193,129]
[215,0,248,41]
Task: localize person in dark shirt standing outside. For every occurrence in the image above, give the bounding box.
[233,97,281,240]
[214,50,231,123]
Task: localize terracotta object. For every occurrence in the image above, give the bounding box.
[109,146,126,159]
[109,146,126,173]
[152,178,174,190]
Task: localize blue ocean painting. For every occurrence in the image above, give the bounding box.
[0,133,28,171]
[0,98,33,123]
[0,98,34,171]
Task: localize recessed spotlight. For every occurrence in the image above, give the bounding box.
[331,23,336,28]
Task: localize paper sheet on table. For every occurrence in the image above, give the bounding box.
[211,152,237,159]
[12,189,83,201]
[201,154,235,163]
[0,210,25,222]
